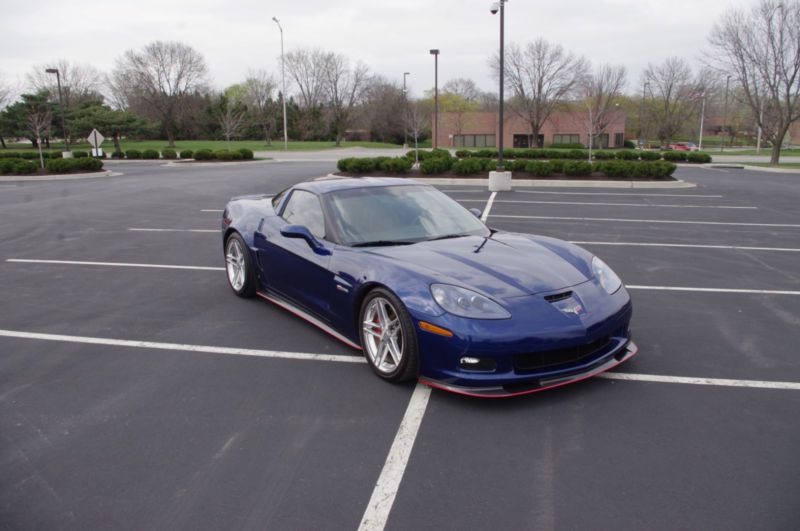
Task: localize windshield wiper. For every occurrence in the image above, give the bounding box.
[427,233,469,242]
[351,240,416,247]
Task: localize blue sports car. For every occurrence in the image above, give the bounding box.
[222,177,637,397]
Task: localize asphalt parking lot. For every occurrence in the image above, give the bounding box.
[1,160,799,529]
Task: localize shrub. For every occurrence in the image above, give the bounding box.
[406,149,431,161]
[686,152,711,163]
[615,150,640,161]
[455,149,472,159]
[0,159,38,174]
[481,159,498,171]
[563,161,593,177]
[549,160,566,174]
[142,149,160,159]
[420,157,449,175]
[623,140,637,149]
[474,149,498,159]
[0,151,21,159]
[20,152,39,159]
[510,159,528,172]
[239,148,254,160]
[337,158,354,172]
[662,151,687,162]
[452,158,484,175]
[565,149,589,160]
[379,157,413,174]
[162,149,177,159]
[525,161,554,177]
[45,157,103,173]
[550,143,585,149]
[72,150,89,158]
[180,149,194,159]
[215,149,233,160]
[126,149,142,159]
[597,161,634,178]
[111,151,125,159]
[592,150,615,160]
[193,149,215,160]
[639,151,662,161]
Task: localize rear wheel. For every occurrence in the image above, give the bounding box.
[225,233,256,298]
[359,288,419,382]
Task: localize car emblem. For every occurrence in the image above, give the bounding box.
[551,297,585,316]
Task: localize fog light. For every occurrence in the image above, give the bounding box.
[459,357,497,372]
[461,357,481,365]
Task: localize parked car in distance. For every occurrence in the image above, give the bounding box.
[669,142,700,151]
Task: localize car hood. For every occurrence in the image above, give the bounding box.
[365,232,592,299]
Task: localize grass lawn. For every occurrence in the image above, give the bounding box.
[718,148,800,156]
[3,139,405,153]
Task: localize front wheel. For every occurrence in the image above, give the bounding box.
[359,288,419,382]
[225,233,256,298]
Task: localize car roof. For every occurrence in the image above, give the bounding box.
[294,176,423,194]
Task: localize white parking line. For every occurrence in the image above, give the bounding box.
[358,383,431,531]
[512,190,724,198]
[202,209,224,212]
[489,215,800,229]
[481,192,497,222]
[626,285,800,296]
[5,259,224,271]
[460,199,755,210]
[599,372,800,390]
[570,241,800,252]
[129,228,218,233]
[0,329,366,363]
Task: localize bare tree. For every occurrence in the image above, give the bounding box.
[284,48,328,139]
[215,92,247,142]
[644,57,706,146]
[492,38,589,147]
[324,53,369,146]
[244,70,278,145]
[27,60,104,107]
[408,99,432,163]
[360,76,405,144]
[442,78,481,103]
[579,64,627,151]
[709,0,800,164]
[24,95,53,167]
[110,41,209,147]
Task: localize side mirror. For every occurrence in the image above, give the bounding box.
[280,224,331,255]
[469,208,482,219]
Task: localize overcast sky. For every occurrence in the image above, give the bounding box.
[0,0,742,98]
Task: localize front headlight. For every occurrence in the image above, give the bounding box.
[592,256,622,294]
[431,284,511,319]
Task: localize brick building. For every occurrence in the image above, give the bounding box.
[433,109,628,149]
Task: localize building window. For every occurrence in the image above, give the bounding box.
[552,134,581,146]
[454,134,496,148]
[590,134,609,149]
[614,132,624,147]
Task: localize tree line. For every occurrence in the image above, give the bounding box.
[0,0,797,163]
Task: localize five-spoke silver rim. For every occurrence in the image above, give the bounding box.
[226,238,246,291]
[362,297,404,374]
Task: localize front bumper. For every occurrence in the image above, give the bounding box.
[419,340,638,397]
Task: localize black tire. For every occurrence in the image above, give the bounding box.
[359,287,419,382]
[224,232,257,298]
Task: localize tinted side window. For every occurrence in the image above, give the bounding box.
[282,190,326,239]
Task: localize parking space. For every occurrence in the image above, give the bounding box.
[2,163,799,528]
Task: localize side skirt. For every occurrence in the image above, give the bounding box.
[256,291,363,351]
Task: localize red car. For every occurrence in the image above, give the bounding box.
[669,142,700,151]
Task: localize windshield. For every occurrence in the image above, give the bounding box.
[325,184,490,246]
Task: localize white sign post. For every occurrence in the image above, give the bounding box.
[87,129,105,157]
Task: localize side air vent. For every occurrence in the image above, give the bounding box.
[544,291,573,303]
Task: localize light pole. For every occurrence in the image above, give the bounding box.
[721,74,731,153]
[272,17,288,151]
[429,50,439,149]
[45,68,70,155]
[403,72,410,149]
[698,92,706,151]
[639,81,649,150]
[491,1,507,169]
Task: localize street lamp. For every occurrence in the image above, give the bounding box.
[698,91,706,151]
[45,68,70,155]
[429,49,439,149]
[491,1,507,170]
[639,81,650,150]
[721,74,731,153]
[403,72,410,149]
[272,17,289,151]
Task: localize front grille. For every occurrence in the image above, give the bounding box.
[513,336,612,372]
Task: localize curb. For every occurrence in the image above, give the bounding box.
[326,174,696,189]
[0,170,122,182]
[742,165,800,174]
